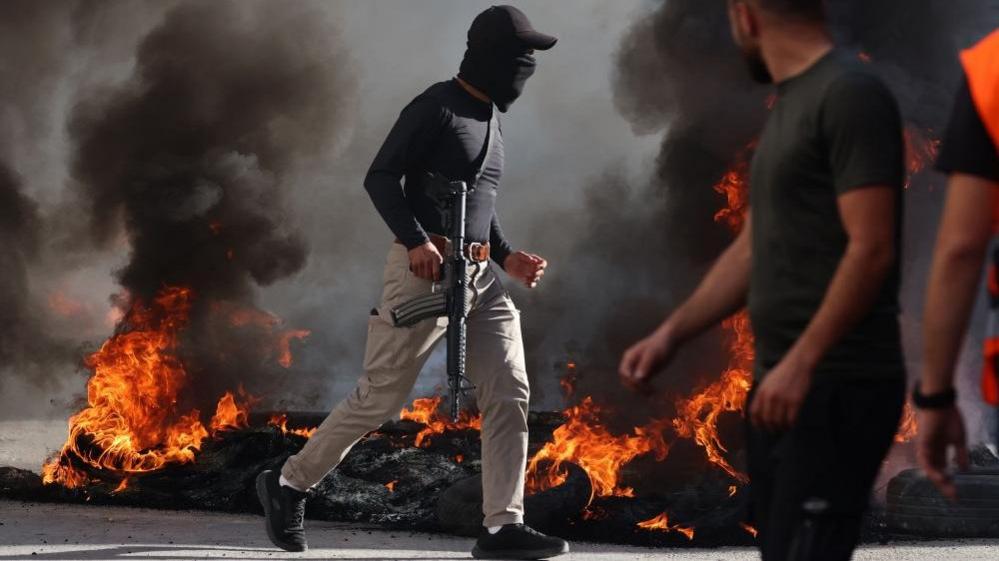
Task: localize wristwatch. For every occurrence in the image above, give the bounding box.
[911,384,956,410]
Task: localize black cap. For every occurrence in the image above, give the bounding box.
[468,5,557,51]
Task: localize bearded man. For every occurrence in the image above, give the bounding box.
[620,1,906,559]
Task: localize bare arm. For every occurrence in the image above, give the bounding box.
[750,185,897,429]
[664,214,752,343]
[922,174,997,393]
[916,174,996,498]
[619,216,751,383]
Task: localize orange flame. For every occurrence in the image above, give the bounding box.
[904,127,940,188]
[673,314,754,483]
[636,511,670,530]
[225,305,309,368]
[523,158,752,500]
[895,402,918,443]
[41,287,268,488]
[675,525,696,540]
[698,142,922,483]
[112,478,129,494]
[42,288,210,487]
[399,396,482,448]
[740,522,759,538]
[672,156,754,482]
[636,512,695,540]
[521,152,754,521]
[267,413,317,439]
[712,163,751,232]
[712,141,756,234]
[209,387,257,433]
[277,329,311,368]
[385,480,397,492]
[525,397,670,502]
[559,360,580,399]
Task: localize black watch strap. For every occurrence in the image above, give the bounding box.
[911,384,956,410]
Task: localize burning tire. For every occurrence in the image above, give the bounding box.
[886,468,999,537]
[436,462,592,537]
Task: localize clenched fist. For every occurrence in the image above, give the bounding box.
[504,251,548,288]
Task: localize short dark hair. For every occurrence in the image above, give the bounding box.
[755,0,826,22]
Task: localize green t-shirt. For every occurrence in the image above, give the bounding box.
[748,50,905,379]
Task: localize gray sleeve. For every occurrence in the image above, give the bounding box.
[364,95,448,249]
[821,72,905,194]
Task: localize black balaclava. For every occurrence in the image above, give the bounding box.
[458,44,536,113]
[456,5,556,112]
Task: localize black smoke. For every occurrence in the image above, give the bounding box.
[521,0,996,423]
[0,2,82,413]
[69,1,356,414]
[522,1,767,413]
[0,164,52,381]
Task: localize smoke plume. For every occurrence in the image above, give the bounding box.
[3,0,996,431]
[521,1,767,412]
[0,2,83,413]
[0,165,50,378]
[69,0,357,414]
[520,0,999,432]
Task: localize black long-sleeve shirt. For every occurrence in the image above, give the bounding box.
[364,79,514,267]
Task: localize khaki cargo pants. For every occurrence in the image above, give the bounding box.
[282,243,530,527]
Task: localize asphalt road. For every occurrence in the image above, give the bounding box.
[2,499,999,561]
[4,420,999,560]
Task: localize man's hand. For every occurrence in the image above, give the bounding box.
[619,325,679,390]
[916,405,970,501]
[504,251,547,288]
[618,216,752,392]
[408,242,443,281]
[749,353,813,431]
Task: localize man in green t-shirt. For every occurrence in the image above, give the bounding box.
[619,1,905,559]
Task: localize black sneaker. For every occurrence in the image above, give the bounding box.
[255,469,308,552]
[472,524,569,560]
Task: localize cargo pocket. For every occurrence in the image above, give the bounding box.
[381,260,415,311]
[363,312,421,372]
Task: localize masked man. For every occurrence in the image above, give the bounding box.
[256,5,569,560]
[620,1,905,560]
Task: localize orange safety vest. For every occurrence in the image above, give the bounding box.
[963,29,999,405]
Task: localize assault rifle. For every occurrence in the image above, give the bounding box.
[390,173,475,422]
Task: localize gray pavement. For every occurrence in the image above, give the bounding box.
[0,420,67,472]
[3,421,999,560]
[2,500,999,561]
